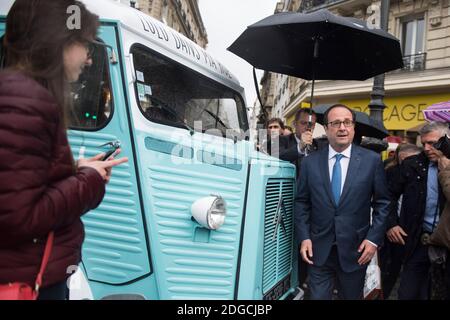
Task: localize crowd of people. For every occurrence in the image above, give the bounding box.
[261,106,450,300]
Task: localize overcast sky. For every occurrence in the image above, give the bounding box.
[198,0,278,108]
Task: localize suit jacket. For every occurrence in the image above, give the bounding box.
[279,134,321,177]
[295,144,390,273]
[387,153,445,261]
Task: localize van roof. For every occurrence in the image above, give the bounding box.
[0,0,243,92]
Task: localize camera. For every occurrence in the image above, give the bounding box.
[433,134,450,158]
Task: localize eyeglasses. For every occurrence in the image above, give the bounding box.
[81,39,105,59]
[87,42,96,59]
[327,119,355,128]
[79,40,95,59]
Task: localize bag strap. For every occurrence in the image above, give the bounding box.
[34,232,54,292]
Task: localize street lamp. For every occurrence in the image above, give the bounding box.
[368,0,390,126]
[363,0,391,153]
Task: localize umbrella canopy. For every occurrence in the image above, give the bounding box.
[423,101,450,122]
[312,104,389,139]
[228,9,403,81]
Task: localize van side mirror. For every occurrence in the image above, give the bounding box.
[92,39,118,64]
[108,47,118,64]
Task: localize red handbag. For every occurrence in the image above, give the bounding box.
[0,232,54,300]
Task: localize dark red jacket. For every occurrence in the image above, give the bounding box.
[0,71,105,288]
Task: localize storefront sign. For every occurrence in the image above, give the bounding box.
[340,93,450,130]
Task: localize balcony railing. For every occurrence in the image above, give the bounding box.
[299,0,347,12]
[401,52,426,72]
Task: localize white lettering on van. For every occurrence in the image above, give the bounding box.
[66,5,81,30]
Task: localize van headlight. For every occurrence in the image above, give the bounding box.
[191,195,227,230]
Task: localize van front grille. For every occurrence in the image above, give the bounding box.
[262,179,295,296]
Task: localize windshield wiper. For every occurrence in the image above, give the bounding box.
[149,97,195,135]
[203,109,229,130]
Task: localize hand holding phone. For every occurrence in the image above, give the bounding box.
[100,140,121,160]
[79,150,128,183]
[102,148,117,161]
[77,140,127,183]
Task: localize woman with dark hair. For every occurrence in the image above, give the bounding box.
[0,0,127,300]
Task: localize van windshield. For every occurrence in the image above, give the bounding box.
[131,44,248,140]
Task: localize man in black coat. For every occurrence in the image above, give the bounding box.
[388,122,449,299]
[279,108,324,177]
[380,143,422,298]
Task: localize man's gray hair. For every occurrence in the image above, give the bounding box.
[419,121,450,137]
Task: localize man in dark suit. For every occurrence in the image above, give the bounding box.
[387,122,449,299]
[295,104,390,299]
[279,108,321,177]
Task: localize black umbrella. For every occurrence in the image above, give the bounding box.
[312,104,388,139]
[228,9,404,117]
[229,9,403,80]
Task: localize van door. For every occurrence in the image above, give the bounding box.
[127,43,251,299]
[67,24,151,285]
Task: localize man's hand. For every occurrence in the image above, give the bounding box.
[300,131,313,150]
[300,239,314,265]
[357,240,377,265]
[386,225,408,245]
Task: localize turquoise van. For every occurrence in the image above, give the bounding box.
[0,0,299,300]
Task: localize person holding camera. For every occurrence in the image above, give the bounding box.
[428,141,450,299]
[387,122,449,299]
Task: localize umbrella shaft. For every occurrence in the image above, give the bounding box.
[309,37,319,111]
[313,38,319,59]
[310,78,315,112]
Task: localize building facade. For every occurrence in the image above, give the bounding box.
[257,1,302,129]
[119,0,208,48]
[260,0,450,139]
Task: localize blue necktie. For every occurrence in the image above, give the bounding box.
[331,154,344,205]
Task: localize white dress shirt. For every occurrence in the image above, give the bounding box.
[295,135,304,155]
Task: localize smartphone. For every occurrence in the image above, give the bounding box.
[102,149,117,161]
[100,140,121,161]
[433,134,450,158]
